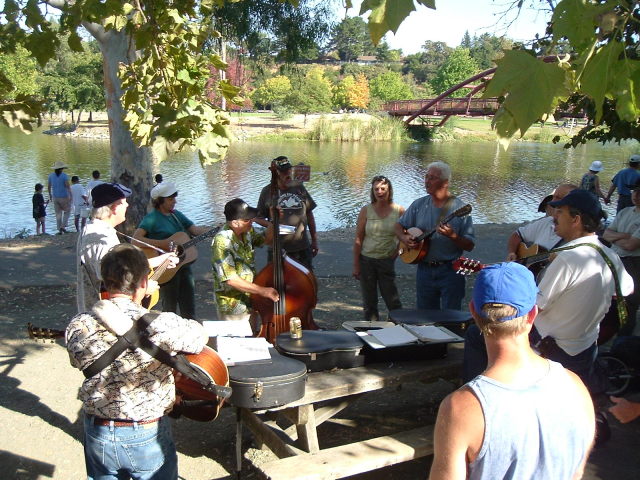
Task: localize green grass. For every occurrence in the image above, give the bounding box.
[307,115,411,142]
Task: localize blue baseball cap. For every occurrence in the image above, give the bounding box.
[472,262,537,321]
[548,188,603,219]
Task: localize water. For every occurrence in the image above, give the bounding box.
[1,125,638,236]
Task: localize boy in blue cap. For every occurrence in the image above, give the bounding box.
[429,262,594,480]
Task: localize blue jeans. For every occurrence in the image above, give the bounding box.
[462,325,604,394]
[83,415,177,480]
[416,262,465,310]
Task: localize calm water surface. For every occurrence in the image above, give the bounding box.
[1,125,638,235]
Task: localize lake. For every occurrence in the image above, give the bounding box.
[1,125,637,236]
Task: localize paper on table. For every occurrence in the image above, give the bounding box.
[402,324,460,342]
[368,325,418,347]
[203,319,253,337]
[215,337,272,366]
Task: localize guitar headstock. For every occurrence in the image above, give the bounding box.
[455,204,472,218]
[26,323,65,343]
[453,257,485,275]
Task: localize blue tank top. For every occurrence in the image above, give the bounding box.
[467,361,592,480]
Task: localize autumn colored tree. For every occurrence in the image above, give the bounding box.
[350,73,370,109]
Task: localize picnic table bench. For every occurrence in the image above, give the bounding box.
[234,344,463,479]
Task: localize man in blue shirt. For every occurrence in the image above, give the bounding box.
[394,161,474,310]
[605,154,640,212]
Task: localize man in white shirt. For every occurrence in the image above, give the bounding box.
[505,183,576,261]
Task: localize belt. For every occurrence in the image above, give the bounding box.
[93,417,160,427]
[424,260,453,267]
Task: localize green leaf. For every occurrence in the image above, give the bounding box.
[580,40,624,123]
[360,0,436,45]
[551,0,608,50]
[484,50,569,138]
[67,32,84,53]
[2,0,20,21]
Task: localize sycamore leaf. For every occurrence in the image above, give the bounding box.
[484,51,569,138]
[610,59,640,122]
[67,32,84,53]
[552,0,608,50]
[360,0,435,45]
[580,40,624,123]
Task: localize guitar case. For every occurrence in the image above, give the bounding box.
[228,348,307,409]
[275,330,365,372]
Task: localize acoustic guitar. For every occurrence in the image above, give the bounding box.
[26,323,230,421]
[140,225,221,284]
[398,204,472,264]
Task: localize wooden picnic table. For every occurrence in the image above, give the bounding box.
[233,344,463,480]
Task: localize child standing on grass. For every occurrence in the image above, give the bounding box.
[32,183,46,235]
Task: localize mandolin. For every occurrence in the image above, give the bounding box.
[398,204,472,264]
[140,225,222,284]
[26,323,230,421]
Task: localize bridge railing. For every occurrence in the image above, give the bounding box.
[382,97,501,114]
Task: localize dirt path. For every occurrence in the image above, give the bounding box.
[1,225,639,479]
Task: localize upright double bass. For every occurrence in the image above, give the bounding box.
[251,164,319,343]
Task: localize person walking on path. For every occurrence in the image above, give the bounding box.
[47,161,72,234]
[429,262,595,480]
[605,154,640,212]
[32,183,47,235]
[70,175,88,232]
[580,160,608,202]
[353,175,405,321]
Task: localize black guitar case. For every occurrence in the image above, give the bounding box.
[228,348,307,409]
[276,330,365,372]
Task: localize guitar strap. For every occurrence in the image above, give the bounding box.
[82,312,231,399]
[541,242,628,327]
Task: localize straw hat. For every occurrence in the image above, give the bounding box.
[52,161,68,169]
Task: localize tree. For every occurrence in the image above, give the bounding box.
[333,73,370,110]
[469,33,512,70]
[460,30,472,49]
[402,40,452,84]
[369,71,413,102]
[431,47,479,97]
[0,46,39,99]
[284,67,333,122]
[331,16,375,62]
[251,75,293,109]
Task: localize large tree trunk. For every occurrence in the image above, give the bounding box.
[90,26,154,232]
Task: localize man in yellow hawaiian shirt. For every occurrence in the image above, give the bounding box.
[212,198,279,321]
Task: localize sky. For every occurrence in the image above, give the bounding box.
[346,0,553,54]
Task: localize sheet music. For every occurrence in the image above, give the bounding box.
[402,324,462,342]
[215,337,272,366]
[203,319,253,337]
[367,325,418,347]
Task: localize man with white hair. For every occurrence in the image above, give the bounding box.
[395,161,475,310]
[77,183,176,313]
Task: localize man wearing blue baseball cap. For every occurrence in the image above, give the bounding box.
[429,263,594,480]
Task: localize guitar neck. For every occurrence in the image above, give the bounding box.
[416,211,458,242]
[180,225,222,250]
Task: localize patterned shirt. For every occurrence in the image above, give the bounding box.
[66,298,206,420]
[211,224,266,315]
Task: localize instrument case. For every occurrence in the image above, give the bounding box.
[228,348,307,409]
[276,330,365,372]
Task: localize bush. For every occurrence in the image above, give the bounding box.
[273,105,294,120]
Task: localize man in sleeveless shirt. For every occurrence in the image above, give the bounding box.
[395,161,474,310]
[429,262,594,480]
